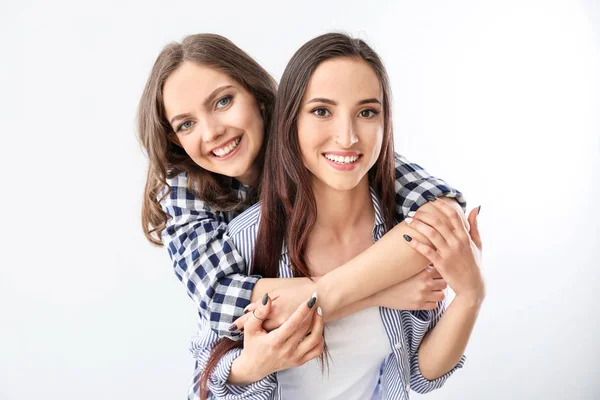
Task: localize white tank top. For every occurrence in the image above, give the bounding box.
[277,307,391,400]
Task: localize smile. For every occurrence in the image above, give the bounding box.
[323,153,361,165]
[212,137,242,157]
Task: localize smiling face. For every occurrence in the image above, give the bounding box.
[297,57,384,192]
[162,62,265,185]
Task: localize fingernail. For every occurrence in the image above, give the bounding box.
[405,217,413,224]
[407,211,416,217]
[243,304,251,313]
[317,306,323,316]
[308,293,317,309]
[477,205,481,215]
[228,324,238,332]
[262,293,269,305]
[403,234,412,242]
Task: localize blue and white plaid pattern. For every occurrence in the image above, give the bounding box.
[190,186,466,400]
[160,175,260,339]
[160,153,466,341]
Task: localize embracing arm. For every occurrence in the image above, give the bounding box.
[159,173,260,339]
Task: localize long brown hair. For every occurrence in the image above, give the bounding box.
[138,34,277,245]
[199,33,397,398]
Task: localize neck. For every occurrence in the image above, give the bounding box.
[311,175,374,239]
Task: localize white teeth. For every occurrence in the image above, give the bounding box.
[213,137,241,157]
[324,154,360,164]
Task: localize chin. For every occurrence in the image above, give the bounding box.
[322,177,364,192]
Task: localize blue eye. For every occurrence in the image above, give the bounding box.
[216,95,232,109]
[176,120,194,132]
[359,109,378,118]
[312,108,331,117]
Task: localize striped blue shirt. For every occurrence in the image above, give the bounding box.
[189,176,467,399]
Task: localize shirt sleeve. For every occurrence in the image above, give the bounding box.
[160,173,261,340]
[394,153,467,220]
[404,299,466,394]
[188,328,278,400]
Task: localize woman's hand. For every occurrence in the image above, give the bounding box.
[370,266,447,310]
[230,280,318,332]
[228,293,325,385]
[403,200,485,306]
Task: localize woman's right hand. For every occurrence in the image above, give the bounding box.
[228,293,325,385]
[370,266,447,310]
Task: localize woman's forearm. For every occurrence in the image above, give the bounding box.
[316,199,462,317]
[316,220,433,315]
[417,295,483,380]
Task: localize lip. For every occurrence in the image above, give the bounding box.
[209,136,243,161]
[321,151,362,157]
[322,152,362,171]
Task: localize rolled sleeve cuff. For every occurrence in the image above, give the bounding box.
[409,353,466,394]
[208,348,278,399]
[210,274,262,341]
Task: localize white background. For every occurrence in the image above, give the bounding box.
[1,1,599,399]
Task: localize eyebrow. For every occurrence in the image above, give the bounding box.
[306,97,382,106]
[169,85,234,126]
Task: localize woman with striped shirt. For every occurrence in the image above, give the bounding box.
[137,34,476,398]
[197,33,484,399]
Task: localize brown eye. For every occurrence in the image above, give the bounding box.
[359,109,377,118]
[312,108,330,117]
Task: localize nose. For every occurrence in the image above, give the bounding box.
[198,116,225,143]
[335,117,358,148]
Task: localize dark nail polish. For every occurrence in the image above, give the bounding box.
[477,205,481,215]
[262,293,269,305]
[403,234,412,242]
[228,324,238,332]
[307,296,317,308]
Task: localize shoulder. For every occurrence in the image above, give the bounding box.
[227,202,262,239]
[393,152,432,181]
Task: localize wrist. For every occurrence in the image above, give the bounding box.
[454,290,485,310]
[228,353,263,385]
[315,276,341,314]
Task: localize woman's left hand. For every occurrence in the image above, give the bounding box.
[403,199,485,305]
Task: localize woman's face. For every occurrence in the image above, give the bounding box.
[163,62,264,185]
[297,57,384,192]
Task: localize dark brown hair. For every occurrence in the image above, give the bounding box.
[138,33,277,245]
[199,32,396,398]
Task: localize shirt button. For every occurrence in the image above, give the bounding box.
[395,342,402,350]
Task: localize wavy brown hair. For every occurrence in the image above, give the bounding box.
[199,32,397,399]
[138,33,277,245]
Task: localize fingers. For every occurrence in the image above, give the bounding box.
[429,198,471,242]
[406,211,452,250]
[298,339,325,366]
[403,234,442,266]
[297,306,325,356]
[426,290,446,303]
[244,293,272,337]
[428,267,443,279]
[468,206,483,250]
[430,277,447,291]
[231,313,251,332]
[273,293,318,346]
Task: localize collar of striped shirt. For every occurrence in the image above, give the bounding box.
[227,185,387,256]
